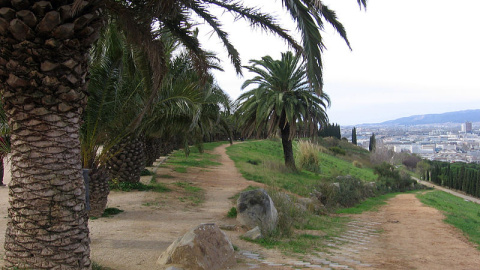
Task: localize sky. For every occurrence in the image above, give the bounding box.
[197,0,480,126]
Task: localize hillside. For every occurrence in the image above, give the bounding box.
[367,109,480,126]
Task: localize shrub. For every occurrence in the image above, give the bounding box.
[352,160,363,168]
[227,207,237,218]
[316,176,373,209]
[267,188,306,237]
[296,140,321,173]
[402,155,421,170]
[328,146,346,156]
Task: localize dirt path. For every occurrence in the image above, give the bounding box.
[89,143,267,270]
[324,194,480,270]
[1,147,480,269]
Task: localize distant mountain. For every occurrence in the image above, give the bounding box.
[375,109,480,126]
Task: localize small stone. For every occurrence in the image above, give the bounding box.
[242,226,262,240]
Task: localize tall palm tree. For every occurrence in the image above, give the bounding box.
[236,51,330,170]
[0,0,366,268]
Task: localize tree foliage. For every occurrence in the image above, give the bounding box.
[352,127,357,145]
[425,161,480,198]
[318,123,341,139]
[235,51,330,169]
[369,133,376,152]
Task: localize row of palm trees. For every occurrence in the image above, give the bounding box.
[82,30,333,215]
[0,0,367,268]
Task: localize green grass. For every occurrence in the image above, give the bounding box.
[417,191,480,249]
[175,181,205,205]
[101,207,124,218]
[317,152,376,182]
[251,214,349,254]
[173,166,187,173]
[110,180,171,192]
[167,141,227,168]
[226,140,376,197]
[92,261,112,270]
[227,207,237,218]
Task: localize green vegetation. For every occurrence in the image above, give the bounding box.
[110,180,171,193]
[425,161,480,198]
[92,261,112,270]
[227,139,376,197]
[417,191,480,249]
[167,144,224,169]
[173,167,188,173]
[101,208,124,218]
[226,138,430,254]
[253,212,349,254]
[235,52,330,170]
[227,207,237,218]
[140,169,154,176]
[175,182,205,205]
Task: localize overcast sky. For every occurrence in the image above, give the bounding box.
[197,0,480,126]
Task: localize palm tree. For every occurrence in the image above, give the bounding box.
[236,52,330,170]
[0,0,366,268]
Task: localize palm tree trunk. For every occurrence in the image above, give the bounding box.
[279,112,296,170]
[107,135,146,183]
[144,137,162,167]
[0,1,103,268]
[88,165,110,218]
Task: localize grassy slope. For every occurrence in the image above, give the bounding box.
[227,139,376,197]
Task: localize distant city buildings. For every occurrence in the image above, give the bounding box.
[342,122,480,163]
[461,121,473,133]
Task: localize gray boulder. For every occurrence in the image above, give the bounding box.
[157,223,235,270]
[236,189,278,233]
[242,226,262,240]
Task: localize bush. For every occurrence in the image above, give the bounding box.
[316,176,379,209]
[296,140,321,173]
[352,160,363,168]
[227,207,237,218]
[374,162,419,192]
[267,189,306,237]
[402,155,421,170]
[328,146,346,156]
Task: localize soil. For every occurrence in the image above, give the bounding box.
[0,144,480,269]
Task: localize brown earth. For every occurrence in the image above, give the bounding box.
[0,144,480,269]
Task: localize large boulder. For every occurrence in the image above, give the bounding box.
[157,223,235,270]
[236,189,278,233]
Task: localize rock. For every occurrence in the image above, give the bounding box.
[157,223,235,270]
[242,226,262,240]
[218,224,236,231]
[236,189,278,233]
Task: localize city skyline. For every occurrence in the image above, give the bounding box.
[197,0,480,126]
